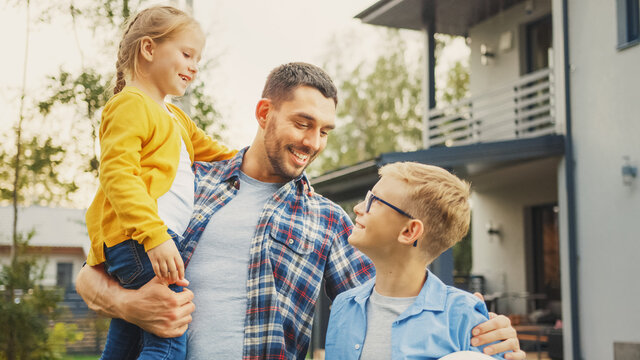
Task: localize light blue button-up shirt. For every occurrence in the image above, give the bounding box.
[325,270,505,360]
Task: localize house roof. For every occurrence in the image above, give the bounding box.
[356,0,526,36]
[0,206,89,255]
[311,134,565,203]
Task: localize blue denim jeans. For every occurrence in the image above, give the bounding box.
[101,232,186,360]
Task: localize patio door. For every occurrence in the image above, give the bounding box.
[526,204,561,317]
[525,15,552,74]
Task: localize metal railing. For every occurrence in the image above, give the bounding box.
[423,67,558,148]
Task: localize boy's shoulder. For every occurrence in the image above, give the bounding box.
[333,278,375,306]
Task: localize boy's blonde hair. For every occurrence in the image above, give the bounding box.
[114,6,202,94]
[379,162,471,259]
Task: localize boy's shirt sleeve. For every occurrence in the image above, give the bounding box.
[454,296,507,359]
[98,93,170,251]
[181,112,237,162]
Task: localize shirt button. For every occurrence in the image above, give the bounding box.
[195,214,204,221]
[288,238,294,245]
[355,344,360,350]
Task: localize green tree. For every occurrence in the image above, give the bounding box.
[311,28,424,175]
[0,1,80,359]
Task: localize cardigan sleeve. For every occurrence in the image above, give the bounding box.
[171,104,237,162]
[98,92,171,251]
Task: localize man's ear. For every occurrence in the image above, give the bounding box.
[398,219,424,247]
[139,36,156,62]
[255,98,272,129]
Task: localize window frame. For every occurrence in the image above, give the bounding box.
[617,0,640,50]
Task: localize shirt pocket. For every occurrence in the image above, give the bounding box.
[268,213,314,255]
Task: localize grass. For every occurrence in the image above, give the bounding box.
[63,355,100,360]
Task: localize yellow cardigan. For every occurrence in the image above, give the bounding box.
[86,86,236,266]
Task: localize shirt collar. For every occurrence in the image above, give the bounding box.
[219,147,312,193]
[351,270,448,312]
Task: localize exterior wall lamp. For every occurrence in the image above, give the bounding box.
[480,44,495,66]
[622,156,638,186]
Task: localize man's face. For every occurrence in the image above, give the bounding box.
[262,86,336,182]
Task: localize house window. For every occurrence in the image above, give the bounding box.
[618,0,640,49]
[56,262,73,292]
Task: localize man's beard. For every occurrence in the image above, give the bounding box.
[263,119,317,181]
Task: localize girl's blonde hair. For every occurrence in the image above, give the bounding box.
[379,162,471,259]
[114,5,202,95]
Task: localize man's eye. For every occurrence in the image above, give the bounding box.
[183,52,191,58]
[297,122,309,128]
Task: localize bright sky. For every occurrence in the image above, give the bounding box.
[1,0,385,148]
[0,0,467,207]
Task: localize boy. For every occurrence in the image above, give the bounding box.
[325,162,506,359]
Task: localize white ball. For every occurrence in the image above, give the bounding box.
[439,351,495,360]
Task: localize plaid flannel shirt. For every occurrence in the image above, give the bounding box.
[179,148,375,359]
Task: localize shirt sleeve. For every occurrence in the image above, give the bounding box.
[98,93,171,250]
[455,296,507,359]
[323,208,375,300]
[181,113,237,162]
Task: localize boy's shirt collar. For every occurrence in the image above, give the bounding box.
[351,270,448,317]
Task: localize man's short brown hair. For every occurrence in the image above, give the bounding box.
[379,162,471,259]
[262,62,338,108]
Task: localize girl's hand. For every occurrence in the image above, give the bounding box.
[147,240,185,284]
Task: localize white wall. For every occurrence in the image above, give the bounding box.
[568,1,640,359]
[470,157,559,315]
[468,0,552,95]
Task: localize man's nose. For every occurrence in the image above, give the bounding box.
[302,130,322,151]
[353,200,365,215]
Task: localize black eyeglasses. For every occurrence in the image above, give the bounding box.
[364,191,418,247]
[365,191,414,219]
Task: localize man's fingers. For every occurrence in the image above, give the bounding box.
[472,326,517,347]
[488,312,497,319]
[473,292,485,302]
[473,314,511,336]
[480,337,520,355]
[504,349,527,360]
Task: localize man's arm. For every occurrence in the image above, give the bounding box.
[75,264,195,338]
[471,293,526,360]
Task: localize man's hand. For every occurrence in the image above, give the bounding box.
[118,276,194,338]
[472,293,526,360]
[147,240,185,284]
[76,264,195,338]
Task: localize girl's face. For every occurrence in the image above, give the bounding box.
[145,27,205,99]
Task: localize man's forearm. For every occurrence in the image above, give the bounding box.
[75,263,126,319]
[75,263,195,338]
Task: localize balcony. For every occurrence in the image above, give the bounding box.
[424,67,559,148]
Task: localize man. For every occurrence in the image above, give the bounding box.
[76,62,524,359]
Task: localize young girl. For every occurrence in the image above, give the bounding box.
[84,6,235,359]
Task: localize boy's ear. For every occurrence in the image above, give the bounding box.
[139,36,156,62]
[255,99,272,129]
[398,219,424,247]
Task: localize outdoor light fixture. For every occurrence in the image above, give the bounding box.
[480,44,495,66]
[486,221,501,237]
[622,156,637,186]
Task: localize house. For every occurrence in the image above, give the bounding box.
[312,1,640,359]
[0,206,88,291]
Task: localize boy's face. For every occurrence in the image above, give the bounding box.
[348,176,413,258]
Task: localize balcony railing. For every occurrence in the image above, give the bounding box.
[423,67,558,148]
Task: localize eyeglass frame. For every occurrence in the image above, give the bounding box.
[364,191,418,247]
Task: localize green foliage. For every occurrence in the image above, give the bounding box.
[453,229,472,276]
[0,232,63,360]
[38,68,111,173]
[0,135,78,205]
[311,29,424,175]
[177,79,227,140]
[47,323,84,359]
